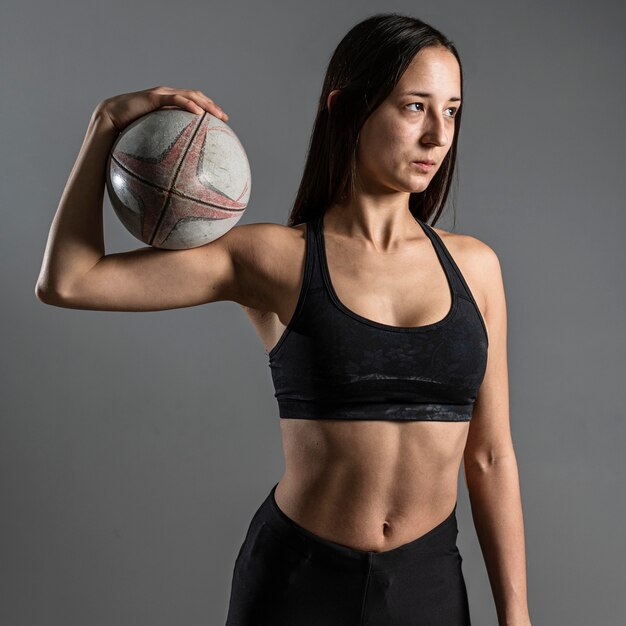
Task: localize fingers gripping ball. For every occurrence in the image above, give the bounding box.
[106,109,251,249]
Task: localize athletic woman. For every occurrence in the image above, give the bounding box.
[36,12,531,626]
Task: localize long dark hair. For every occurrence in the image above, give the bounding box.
[286,13,463,228]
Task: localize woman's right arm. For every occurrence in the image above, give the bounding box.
[35,87,260,312]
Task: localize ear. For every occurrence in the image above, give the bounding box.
[326,89,341,113]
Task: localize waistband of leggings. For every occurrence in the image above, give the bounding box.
[258,482,459,571]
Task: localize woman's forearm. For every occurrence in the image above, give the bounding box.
[35,107,119,300]
[464,452,531,625]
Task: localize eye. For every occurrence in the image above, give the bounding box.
[406,103,459,118]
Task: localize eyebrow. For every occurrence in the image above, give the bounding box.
[402,91,461,102]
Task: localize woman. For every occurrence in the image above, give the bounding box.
[36,12,531,626]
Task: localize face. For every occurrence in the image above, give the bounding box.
[340,46,461,196]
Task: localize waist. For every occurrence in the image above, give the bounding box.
[273,475,460,553]
[257,482,460,571]
[276,418,468,551]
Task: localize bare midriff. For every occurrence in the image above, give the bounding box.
[274,417,470,553]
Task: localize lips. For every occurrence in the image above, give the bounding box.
[412,161,435,171]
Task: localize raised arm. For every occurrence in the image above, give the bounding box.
[35,86,269,312]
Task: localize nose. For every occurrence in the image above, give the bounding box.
[420,111,449,147]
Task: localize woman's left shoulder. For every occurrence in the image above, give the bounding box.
[433,225,499,267]
[432,226,504,310]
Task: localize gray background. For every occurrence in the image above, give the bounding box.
[2,0,624,624]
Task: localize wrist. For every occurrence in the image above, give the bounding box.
[90,102,119,135]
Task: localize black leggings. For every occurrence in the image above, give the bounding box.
[225,483,472,625]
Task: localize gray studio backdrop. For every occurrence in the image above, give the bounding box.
[2,0,625,624]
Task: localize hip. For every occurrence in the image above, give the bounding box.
[226,482,471,626]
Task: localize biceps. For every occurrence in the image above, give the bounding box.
[464,253,514,467]
[56,240,235,311]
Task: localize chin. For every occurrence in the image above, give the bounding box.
[408,181,430,193]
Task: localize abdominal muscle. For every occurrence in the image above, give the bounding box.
[274,417,470,553]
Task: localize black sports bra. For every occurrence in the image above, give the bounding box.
[268,213,489,421]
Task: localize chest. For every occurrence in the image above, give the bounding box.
[242,239,483,357]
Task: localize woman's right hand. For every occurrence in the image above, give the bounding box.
[96,85,229,133]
